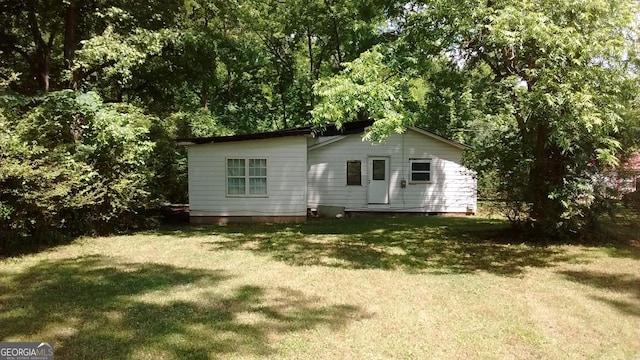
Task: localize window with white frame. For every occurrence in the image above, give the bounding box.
[227,158,267,196]
[409,159,431,183]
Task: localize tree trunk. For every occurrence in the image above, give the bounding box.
[307,27,315,108]
[201,80,209,110]
[64,2,79,65]
[323,0,343,68]
[529,122,549,223]
[65,1,80,89]
[529,120,571,234]
[226,69,232,101]
[36,53,51,92]
[26,0,51,92]
[330,19,343,67]
[281,89,287,129]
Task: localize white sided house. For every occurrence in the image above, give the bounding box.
[178,120,477,224]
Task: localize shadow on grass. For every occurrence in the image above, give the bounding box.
[0,255,365,359]
[0,233,79,260]
[155,216,572,276]
[559,270,640,317]
[586,210,640,259]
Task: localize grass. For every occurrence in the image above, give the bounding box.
[0,214,639,359]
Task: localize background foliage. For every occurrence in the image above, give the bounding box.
[0,91,154,243]
[0,0,639,246]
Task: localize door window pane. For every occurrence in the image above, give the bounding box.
[372,160,385,180]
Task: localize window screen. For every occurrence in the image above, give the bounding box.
[410,160,431,182]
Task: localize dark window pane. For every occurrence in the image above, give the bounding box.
[411,162,430,171]
[227,158,245,176]
[249,158,267,176]
[373,160,385,180]
[347,161,361,185]
[249,177,267,194]
[228,177,246,194]
[411,172,430,182]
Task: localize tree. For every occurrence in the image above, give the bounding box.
[314,0,640,236]
[0,0,183,94]
[313,45,419,139]
[0,91,156,241]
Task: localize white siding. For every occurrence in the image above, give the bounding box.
[188,136,307,216]
[307,129,477,213]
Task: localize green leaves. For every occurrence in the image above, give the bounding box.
[73,26,176,86]
[312,0,639,235]
[0,0,636,240]
[0,91,157,237]
[453,0,640,234]
[313,46,415,141]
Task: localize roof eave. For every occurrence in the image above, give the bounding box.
[407,126,472,150]
[175,128,312,145]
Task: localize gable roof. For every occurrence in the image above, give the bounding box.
[408,126,471,150]
[176,120,470,150]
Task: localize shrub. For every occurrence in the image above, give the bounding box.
[622,191,640,211]
[0,91,156,245]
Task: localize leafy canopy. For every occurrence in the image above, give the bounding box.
[314,0,640,235]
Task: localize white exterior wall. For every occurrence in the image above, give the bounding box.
[307,129,477,213]
[187,136,308,217]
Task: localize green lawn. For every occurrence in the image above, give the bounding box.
[1,215,639,359]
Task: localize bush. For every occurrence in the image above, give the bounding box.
[0,91,157,245]
[622,191,640,211]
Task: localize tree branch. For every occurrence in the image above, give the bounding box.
[70,60,116,89]
[82,60,116,78]
[26,0,45,49]
[323,0,343,67]
[47,25,57,49]
[0,34,33,66]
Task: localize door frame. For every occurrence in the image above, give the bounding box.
[367,156,390,205]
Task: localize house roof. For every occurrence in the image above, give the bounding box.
[176,120,470,150]
[407,126,471,150]
[176,120,373,145]
[176,127,312,145]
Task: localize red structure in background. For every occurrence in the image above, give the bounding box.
[617,153,640,193]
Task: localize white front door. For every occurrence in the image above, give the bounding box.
[368,157,389,204]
